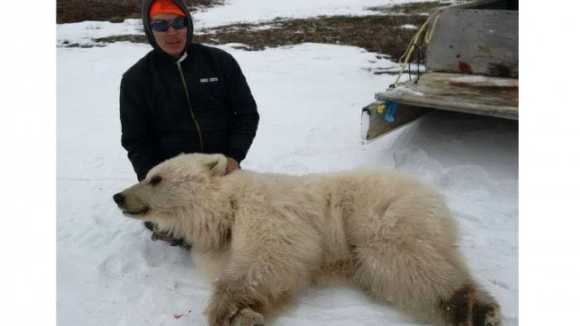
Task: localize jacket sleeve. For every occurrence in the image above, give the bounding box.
[119,74,158,181]
[223,55,260,163]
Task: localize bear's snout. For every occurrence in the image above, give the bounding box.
[112,190,150,217]
[113,193,125,206]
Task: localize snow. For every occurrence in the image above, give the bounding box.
[57,1,518,326]
[400,24,419,30]
[191,0,433,29]
[389,86,425,97]
[57,19,146,48]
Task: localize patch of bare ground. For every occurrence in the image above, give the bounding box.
[65,1,452,59]
[368,0,454,14]
[57,0,223,24]
[194,15,430,59]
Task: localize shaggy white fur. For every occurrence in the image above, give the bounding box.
[114,153,501,326]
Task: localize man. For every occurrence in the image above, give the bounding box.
[119,0,259,247]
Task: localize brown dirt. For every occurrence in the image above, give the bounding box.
[368,1,453,13]
[60,1,451,60]
[57,0,223,24]
[194,14,431,60]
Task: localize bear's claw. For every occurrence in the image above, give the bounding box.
[230,308,265,326]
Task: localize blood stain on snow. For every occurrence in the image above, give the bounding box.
[173,310,192,319]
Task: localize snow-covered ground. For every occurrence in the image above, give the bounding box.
[190,0,433,29]
[56,1,518,325]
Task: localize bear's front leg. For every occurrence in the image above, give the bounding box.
[206,278,266,326]
[231,308,265,326]
[205,210,322,326]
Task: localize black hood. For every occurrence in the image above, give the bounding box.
[141,0,194,55]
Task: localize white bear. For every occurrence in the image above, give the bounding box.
[113,153,501,326]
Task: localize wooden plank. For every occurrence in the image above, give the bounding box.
[361,101,429,141]
[375,72,518,120]
[426,8,518,77]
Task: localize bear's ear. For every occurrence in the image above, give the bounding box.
[203,154,228,177]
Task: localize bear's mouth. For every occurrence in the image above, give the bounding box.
[123,206,150,216]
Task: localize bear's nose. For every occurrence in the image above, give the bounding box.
[113,193,125,206]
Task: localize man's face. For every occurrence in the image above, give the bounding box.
[151,13,187,58]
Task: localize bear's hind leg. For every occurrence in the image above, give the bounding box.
[440,284,502,326]
[352,243,500,325]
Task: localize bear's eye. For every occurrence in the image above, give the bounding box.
[149,175,162,186]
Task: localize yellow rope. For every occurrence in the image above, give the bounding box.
[424,12,440,44]
[392,10,442,88]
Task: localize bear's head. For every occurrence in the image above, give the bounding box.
[112,153,228,221]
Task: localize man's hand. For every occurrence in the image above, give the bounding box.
[225,157,240,174]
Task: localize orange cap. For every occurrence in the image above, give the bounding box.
[149,0,185,18]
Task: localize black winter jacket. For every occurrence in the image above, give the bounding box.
[120,0,259,181]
